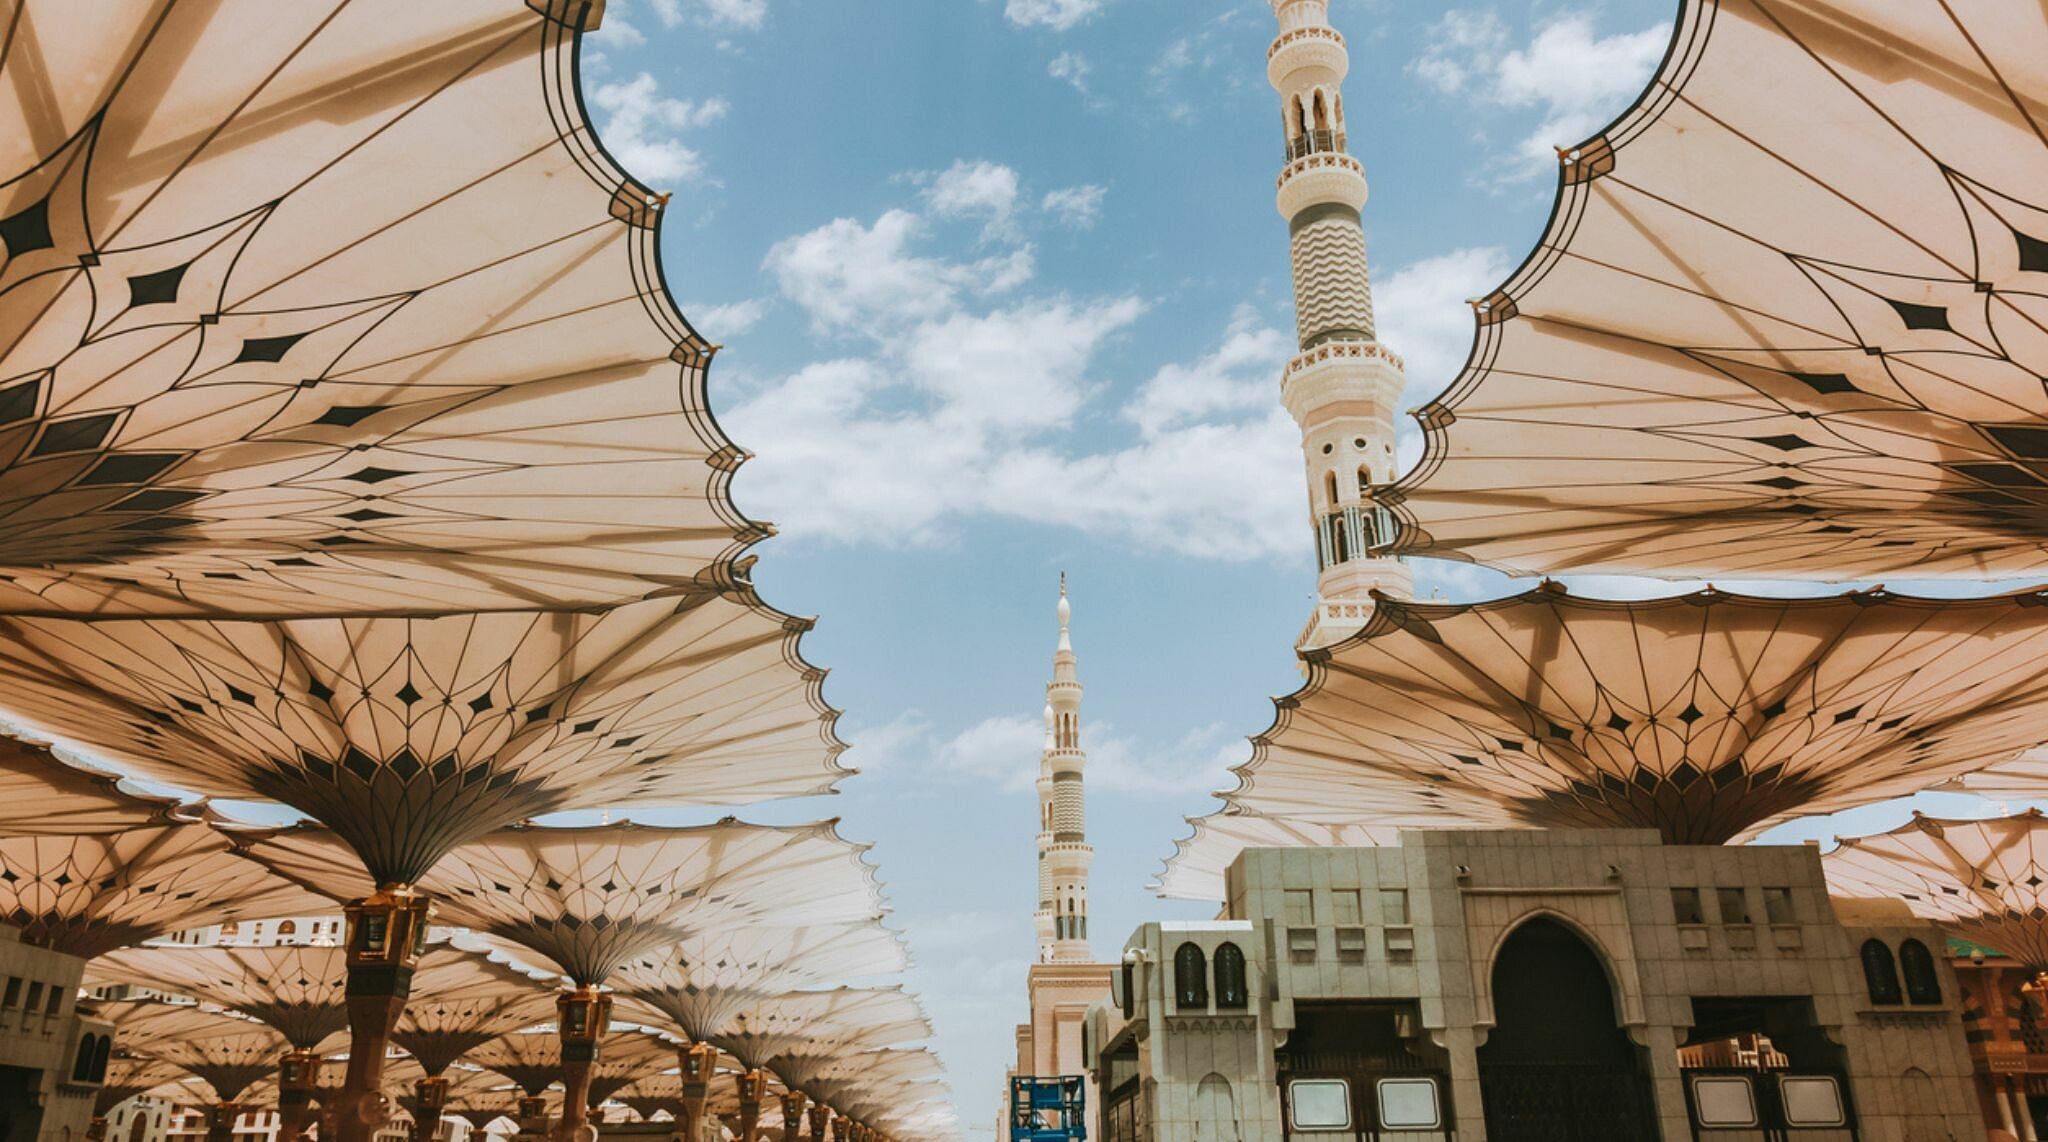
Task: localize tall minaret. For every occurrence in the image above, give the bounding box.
[1035,575,1092,964]
[1269,0,1414,650]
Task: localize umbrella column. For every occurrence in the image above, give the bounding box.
[205,1104,241,1142]
[410,1077,450,1142]
[807,1104,830,1142]
[338,886,433,1142]
[779,1092,808,1142]
[735,1070,769,1142]
[517,1097,551,1137]
[278,1051,321,1142]
[555,987,613,1142]
[676,1043,718,1142]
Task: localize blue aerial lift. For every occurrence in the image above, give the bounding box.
[1008,1077,1086,1142]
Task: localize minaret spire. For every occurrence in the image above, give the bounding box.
[1269,0,1414,649]
[1035,574,1093,964]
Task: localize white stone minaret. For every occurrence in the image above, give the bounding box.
[1035,574,1092,964]
[1270,0,1414,650]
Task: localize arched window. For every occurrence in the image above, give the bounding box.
[1861,939,1902,1005]
[71,1034,96,1082]
[1357,467,1372,496]
[90,1034,111,1082]
[1214,943,1248,1009]
[276,920,297,937]
[1312,90,1331,131]
[1324,470,1339,510]
[1174,943,1209,1010]
[1900,939,1942,1005]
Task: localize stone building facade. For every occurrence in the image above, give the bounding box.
[0,927,109,1142]
[1089,830,1981,1141]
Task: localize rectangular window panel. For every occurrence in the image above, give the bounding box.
[1380,889,1410,926]
[1690,1076,1758,1128]
[1671,887,1705,924]
[1779,1076,1847,1127]
[1331,889,1361,925]
[1716,887,1752,924]
[1284,889,1316,926]
[1288,1080,1351,1130]
[1376,1078,1441,1129]
[1763,887,1796,924]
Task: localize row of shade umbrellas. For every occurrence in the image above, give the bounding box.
[4,739,953,1142]
[0,1,955,1139]
[1161,0,2048,980]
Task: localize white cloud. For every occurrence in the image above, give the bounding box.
[928,714,1240,796]
[1373,246,1513,406]
[1048,52,1090,95]
[765,210,1033,333]
[1005,0,1105,32]
[923,160,1024,239]
[1123,304,1287,436]
[1413,10,1669,183]
[1041,185,1105,229]
[686,298,770,338]
[587,73,726,184]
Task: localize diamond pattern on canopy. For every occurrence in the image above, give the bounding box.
[240,820,885,987]
[772,1049,942,1093]
[0,592,845,884]
[614,922,910,1042]
[388,948,559,1076]
[1155,807,1400,902]
[88,943,352,1051]
[1380,0,2048,579]
[713,988,930,1072]
[0,735,186,835]
[95,1055,189,1117]
[1227,585,2048,845]
[1825,810,2048,971]
[0,812,329,958]
[0,0,768,617]
[99,1002,288,1104]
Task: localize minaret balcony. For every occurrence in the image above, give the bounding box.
[1285,130,1347,163]
[1283,339,1405,384]
[1268,24,1344,60]
[1276,152,1366,217]
[1315,504,1400,570]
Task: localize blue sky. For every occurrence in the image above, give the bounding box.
[573,0,2022,1128]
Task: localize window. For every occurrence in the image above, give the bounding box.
[1119,962,1134,1019]
[72,1036,96,1082]
[1380,889,1409,926]
[1671,887,1705,924]
[1287,1080,1351,1131]
[1173,943,1209,1010]
[1763,886,1795,924]
[1689,1075,1758,1128]
[1284,889,1315,926]
[1900,939,1942,1005]
[1213,943,1248,1009]
[91,1035,110,1082]
[276,920,297,937]
[1375,1079,1441,1130]
[1331,890,1361,925]
[1779,1076,1846,1127]
[1716,887,1751,924]
[1861,939,1903,1005]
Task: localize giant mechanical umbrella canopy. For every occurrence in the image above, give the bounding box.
[467,1027,673,1103]
[1379,0,2048,579]
[714,987,931,1074]
[387,948,560,1077]
[1225,585,2048,845]
[0,594,846,885]
[0,809,327,958]
[1825,810,2048,972]
[98,1002,290,1106]
[1156,807,1399,903]
[0,734,184,835]
[88,942,353,1052]
[615,922,911,1043]
[240,819,887,987]
[0,0,769,617]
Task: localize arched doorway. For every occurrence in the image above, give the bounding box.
[1477,917,1657,1140]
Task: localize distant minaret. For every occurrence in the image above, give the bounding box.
[1035,575,1093,964]
[1270,0,1414,649]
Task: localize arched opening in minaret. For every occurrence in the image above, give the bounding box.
[1356,466,1372,498]
[1311,89,1331,131]
[1324,470,1340,510]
